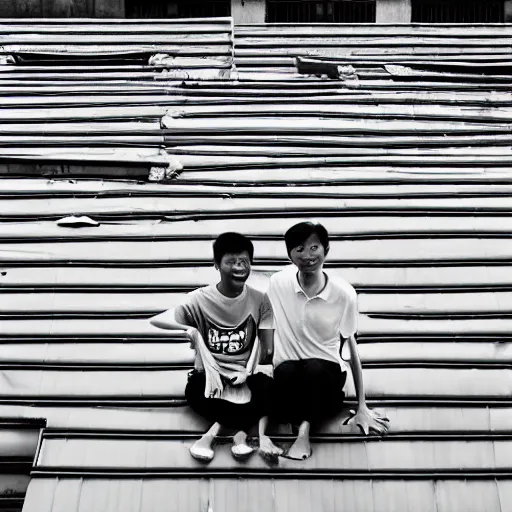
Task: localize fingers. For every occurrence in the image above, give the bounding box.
[229,372,247,386]
[369,417,390,435]
[355,421,369,436]
[369,411,390,427]
[369,423,389,435]
[345,410,357,425]
[368,426,386,436]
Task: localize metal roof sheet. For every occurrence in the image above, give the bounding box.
[36,436,508,472]
[0,403,508,434]
[3,264,512,290]
[21,478,512,512]
[0,18,510,512]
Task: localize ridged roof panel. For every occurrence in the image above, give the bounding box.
[0,17,507,512]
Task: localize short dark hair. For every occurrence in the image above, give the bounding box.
[213,232,254,265]
[284,222,330,256]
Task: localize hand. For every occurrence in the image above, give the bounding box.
[347,405,390,436]
[229,370,248,386]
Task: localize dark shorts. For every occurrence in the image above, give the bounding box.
[272,358,347,425]
[185,370,274,431]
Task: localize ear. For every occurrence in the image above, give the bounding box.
[324,245,330,256]
[214,262,219,270]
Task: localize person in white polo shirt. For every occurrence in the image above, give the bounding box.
[267,222,389,460]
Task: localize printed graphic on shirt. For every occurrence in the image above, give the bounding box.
[206,315,256,355]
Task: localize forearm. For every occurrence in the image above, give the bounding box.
[259,352,273,365]
[258,329,274,365]
[351,357,367,408]
[149,310,194,332]
[346,335,367,408]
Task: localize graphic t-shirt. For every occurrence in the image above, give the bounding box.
[174,284,273,366]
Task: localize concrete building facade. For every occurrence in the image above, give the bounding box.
[1,0,511,23]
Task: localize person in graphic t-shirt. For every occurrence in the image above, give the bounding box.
[267,222,389,460]
[150,232,282,462]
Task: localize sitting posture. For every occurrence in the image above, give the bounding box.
[150,232,282,462]
[267,222,389,460]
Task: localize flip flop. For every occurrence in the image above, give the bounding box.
[190,442,215,462]
[231,442,255,461]
[282,447,312,460]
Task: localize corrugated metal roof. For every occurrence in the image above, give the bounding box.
[21,478,512,512]
[33,435,512,472]
[0,17,508,512]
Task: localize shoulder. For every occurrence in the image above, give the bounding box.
[186,285,213,303]
[269,265,296,286]
[245,284,266,303]
[327,274,357,301]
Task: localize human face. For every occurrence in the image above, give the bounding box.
[289,233,326,273]
[217,251,251,289]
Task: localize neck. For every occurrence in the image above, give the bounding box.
[216,281,244,298]
[298,268,325,294]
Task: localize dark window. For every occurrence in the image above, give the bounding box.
[266,0,375,23]
[126,0,231,18]
[412,0,504,22]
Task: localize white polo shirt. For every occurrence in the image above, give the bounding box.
[268,265,358,370]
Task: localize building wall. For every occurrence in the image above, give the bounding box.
[376,0,411,22]
[0,0,124,17]
[505,0,512,20]
[231,0,265,23]
[0,0,508,24]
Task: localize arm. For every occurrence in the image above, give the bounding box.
[345,334,389,435]
[346,334,366,410]
[150,308,191,331]
[231,329,274,386]
[258,329,274,365]
[149,308,200,349]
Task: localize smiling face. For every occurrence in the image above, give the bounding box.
[216,250,251,292]
[289,233,326,273]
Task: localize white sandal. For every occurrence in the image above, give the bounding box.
[190,441,215,462]
[231,442,254,461]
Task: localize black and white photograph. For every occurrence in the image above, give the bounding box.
[0,0,510,510]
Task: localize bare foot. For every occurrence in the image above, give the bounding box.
[190,434,215,462]
[284,435,312,460]
[231,431,254,460]
[258,435,283,463]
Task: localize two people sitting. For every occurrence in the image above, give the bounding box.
[150,222,389,462]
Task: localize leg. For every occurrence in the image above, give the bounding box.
[185,373,220,461]
[186,371,255,430]
[186,372,253,461]
[285,420,311,460]
[258,415,283,462]
[273,361,306,425]
[189,422,221,462]
[272,361,313,460]
[245,373,283,461]
[185,371,218,423]
[231,430,254,460]
[246,373,274,425]
[283,359,346,461]
[302,359,346,424]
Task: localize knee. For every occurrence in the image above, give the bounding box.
[303,359,334,389]
[274,361,301,383]
[248,373,274,395]
[303,359,325,378]
[185,372,206,403]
